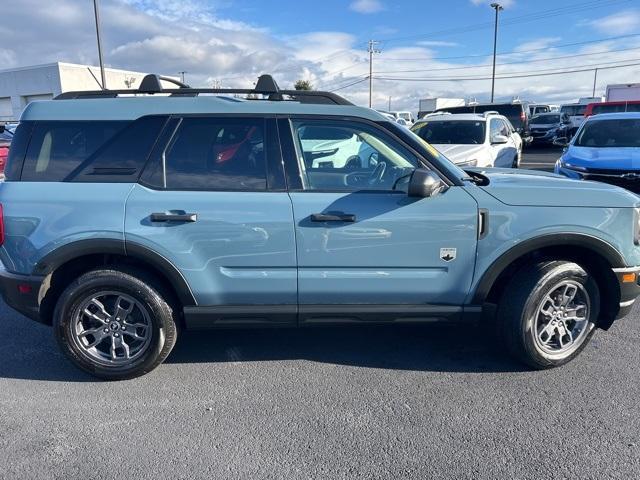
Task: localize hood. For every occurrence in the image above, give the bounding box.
[433,144,487,164]
[466,167,639,208]
[564,145,640,170]
[530,123,559,129]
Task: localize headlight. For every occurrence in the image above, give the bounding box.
[560,160,587,172]
[634,208,640,245]
[457,158,478,167]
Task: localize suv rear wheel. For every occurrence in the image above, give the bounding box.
[498,260,599,369]
[53,268,178,380]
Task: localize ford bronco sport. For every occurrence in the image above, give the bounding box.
[1,75,639,380]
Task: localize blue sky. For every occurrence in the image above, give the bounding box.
[2,0,640,111]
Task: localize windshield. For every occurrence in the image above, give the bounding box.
[531,114,560,124]
[398,112,412,121]
[575,119,640,148]
[411,120,485,145]
[560,105,586,116]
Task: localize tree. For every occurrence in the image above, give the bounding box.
[294,79,313,91]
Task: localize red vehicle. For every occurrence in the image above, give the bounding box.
[584,100,640,118]
[0,128,12,176]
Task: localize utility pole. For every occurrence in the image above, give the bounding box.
[368,40,381,108]
[178,71,187,84]
[592,68,599,97]
[93,0,107,90]
[490,3,503,103]
[388,96,391,111]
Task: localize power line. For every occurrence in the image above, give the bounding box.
[330,77,369,92]
[374,60,640,82]
[373,46,640,74]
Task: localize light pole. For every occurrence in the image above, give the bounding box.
[592,68,599,98]
[368,40,381,108]
[93,0,107,90]
[490,3,503,103]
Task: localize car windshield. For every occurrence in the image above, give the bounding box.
[531,114,560,123]
[560,105,586,116]
[411,120,485,145]
[575,119,640,148]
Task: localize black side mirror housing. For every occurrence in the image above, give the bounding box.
[408,169,448,198]
[0,124,4,134]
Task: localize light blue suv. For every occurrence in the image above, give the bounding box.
[1,75,640,379]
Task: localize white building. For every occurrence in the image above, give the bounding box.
[0,62,168,122]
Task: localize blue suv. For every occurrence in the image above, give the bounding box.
[1,75,640,379]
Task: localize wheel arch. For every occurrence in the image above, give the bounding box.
[35,239,196,325]
[474,233,624,328]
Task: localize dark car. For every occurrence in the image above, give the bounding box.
[435,102,531,140]
[529,112,572,146]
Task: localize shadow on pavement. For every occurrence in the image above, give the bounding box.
[0,313,528,381]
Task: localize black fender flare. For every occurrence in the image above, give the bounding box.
[34,238,197,306]
[472,233,626,304]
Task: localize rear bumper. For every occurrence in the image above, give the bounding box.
[0,268,45,323]
[613,267,640,320]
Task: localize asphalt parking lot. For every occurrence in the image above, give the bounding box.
[1,146,639,480]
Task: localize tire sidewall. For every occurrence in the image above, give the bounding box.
[519,263,599,367]
[54,270,174,380]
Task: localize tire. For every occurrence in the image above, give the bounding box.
[53,268,178,380]
[498,260,599,369]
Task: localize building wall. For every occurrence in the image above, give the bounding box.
[0,63,169,122]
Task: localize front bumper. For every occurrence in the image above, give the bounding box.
[0,267,45,323]
[613,267,640,320]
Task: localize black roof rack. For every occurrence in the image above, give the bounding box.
[55,74,353,106]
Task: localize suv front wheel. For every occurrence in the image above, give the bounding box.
[498,260,599,369]
[53,268,178,380]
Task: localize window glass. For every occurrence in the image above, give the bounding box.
[411,120,485,145]
[489,119,503,138]
[292,120,420,192]
[22,121,127,181]
[163,117,266,190]
[575,119,640,148]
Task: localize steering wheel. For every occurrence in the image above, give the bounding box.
[368,161,386,186]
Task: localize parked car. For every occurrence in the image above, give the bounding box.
[435,102,531,142]
[410,112,521,168]
[528,104,551,116]
[554,112,640,193]
[584,100,640,118]
[2,74,640,379]
[529,112,572,146]
[0,126,12,176]
[389,110,415,126]
[559,99,601,136]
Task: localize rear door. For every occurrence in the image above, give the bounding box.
[125,116,297,325]
[281,117,479,323]
[489,118,518,168]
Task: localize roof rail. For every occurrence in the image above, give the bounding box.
[55,73,353,106]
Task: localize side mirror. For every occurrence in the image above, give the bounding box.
[408,169,448,198]
[0,124,4,133]
[553,137,568,147]
[491,134,508,144]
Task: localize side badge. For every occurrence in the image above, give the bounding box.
[440,248,457,262]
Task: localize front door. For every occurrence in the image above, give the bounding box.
[283,117,479,322]
[125,116,297,325]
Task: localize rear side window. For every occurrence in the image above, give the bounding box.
[145,117,267,191]
[4,122,33,181]
[22,121,127,181]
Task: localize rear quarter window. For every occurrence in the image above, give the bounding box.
[19,117,167,182]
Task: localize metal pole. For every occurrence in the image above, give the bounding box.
[490,3,503,103]
[178,71,187,84]
[388,96,391,111]
[93,0,107,90]
[368,40,380,108]
[592,68,599,97]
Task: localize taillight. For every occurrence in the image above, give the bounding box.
[520,111,526,122]
[0,204,4,247]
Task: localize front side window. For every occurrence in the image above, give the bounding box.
[292,119,420,191]
[160,117,266,190]
[412,120,485,145]
[575,119,640,148]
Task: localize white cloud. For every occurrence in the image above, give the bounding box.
[349,0,384,14]
[591,9,640,34]
[416,41,459,47]
[2,1,640,112]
